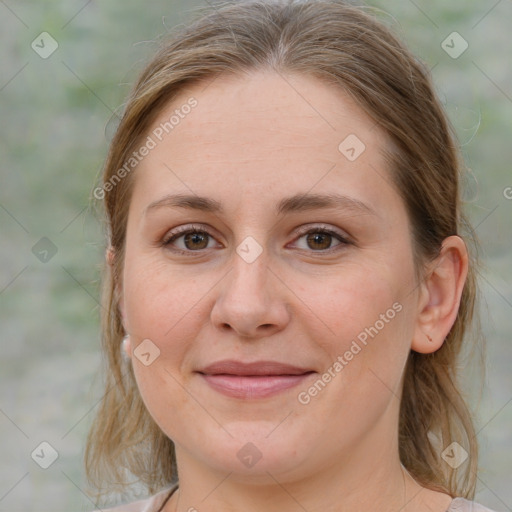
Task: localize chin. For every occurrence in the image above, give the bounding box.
[184,423,315,481]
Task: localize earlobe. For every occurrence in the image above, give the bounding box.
[411,236,469,354]
[122,334,132,360]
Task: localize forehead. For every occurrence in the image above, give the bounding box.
[166,70,381,156]
[130,70,400,221]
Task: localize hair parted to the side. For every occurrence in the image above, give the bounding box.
[85,0,483,501]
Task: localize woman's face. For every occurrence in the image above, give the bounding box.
[119,71,423,482]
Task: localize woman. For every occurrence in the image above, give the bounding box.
[86,1,497,511]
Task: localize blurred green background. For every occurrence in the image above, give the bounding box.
[0,1,510,511]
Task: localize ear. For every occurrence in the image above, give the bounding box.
[411,235,469,354]
[106,245,126,328]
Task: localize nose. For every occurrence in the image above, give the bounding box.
[210,249,291,339]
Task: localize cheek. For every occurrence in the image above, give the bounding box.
[296,270,414,445]
[308,257,415,396]
[123,256,212,343]
[122,260,211,434]
[317,269,407,346]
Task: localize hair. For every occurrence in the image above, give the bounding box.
[85,0,483,502]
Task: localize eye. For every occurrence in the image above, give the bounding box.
[162,224,220,253]
[161,224,351,255]
[292,226,350,252]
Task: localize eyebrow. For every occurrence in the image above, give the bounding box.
[144,192,378,217]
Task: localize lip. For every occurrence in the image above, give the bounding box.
[198,359,313,376]
[197,359,316,399]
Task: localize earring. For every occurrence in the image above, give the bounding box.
[426,333,433,343]
[121,334,131,362]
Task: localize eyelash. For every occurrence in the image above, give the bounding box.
[161,223,351,255]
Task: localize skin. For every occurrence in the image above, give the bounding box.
[114,70,468,512]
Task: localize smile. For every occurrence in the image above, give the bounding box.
[196,359,316,399]
[199,373,316,399]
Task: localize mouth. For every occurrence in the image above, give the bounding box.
[196,360,316,399]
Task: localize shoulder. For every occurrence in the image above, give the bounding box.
[99,485,177,512]
[448,497,500,512]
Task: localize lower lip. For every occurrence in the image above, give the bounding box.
[200,373,315,399]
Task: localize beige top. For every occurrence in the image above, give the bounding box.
[102,484,499,512]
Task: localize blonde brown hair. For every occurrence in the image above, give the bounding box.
[86,0,482,501]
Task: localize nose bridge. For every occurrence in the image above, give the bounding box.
[210,235,289,337]
[229,237,271,299]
